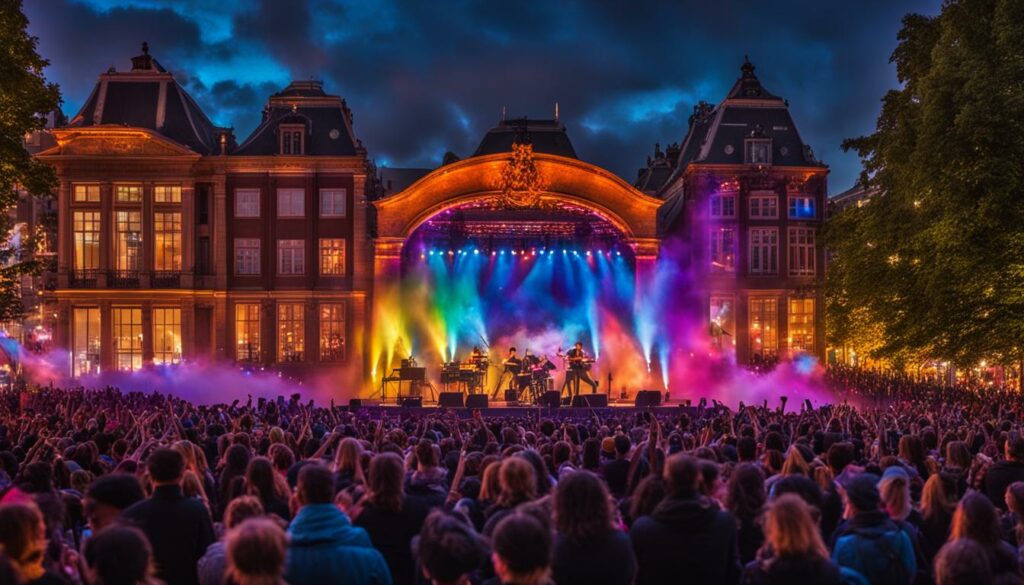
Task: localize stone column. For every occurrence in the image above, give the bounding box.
[98,182,112,288]
[141,301,154,366]
[214,296,228,361]
[100,300,113,372]
[181,181,196,288]
[181,297,195,360]
[213,174,228,290]
[57,178,70,288]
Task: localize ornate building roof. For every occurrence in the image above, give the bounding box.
[473,117,577,159]
[67,43,227,155]
[233,79,363,156]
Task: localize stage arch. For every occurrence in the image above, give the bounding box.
[369,150,665,395]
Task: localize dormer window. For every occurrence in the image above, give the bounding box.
[745,139,772,165]
[280,124,304,155]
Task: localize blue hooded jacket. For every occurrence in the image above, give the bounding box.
[285,503,393,585]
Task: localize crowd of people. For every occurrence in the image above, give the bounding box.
[0,367,1023,585]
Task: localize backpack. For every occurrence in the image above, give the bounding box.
[844,526,910,585]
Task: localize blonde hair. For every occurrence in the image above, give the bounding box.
[879,473,912,522]
[780,447,809,477]
[334,437,363,475]
[921,474,953,522]
[763,494,828,561]
[497,457,537,507]
[479,461,502,503]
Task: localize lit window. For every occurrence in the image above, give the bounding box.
[278,240,305,275]
[320,303,346,361]
[710,227,735,272]
[319,239,346,275]
[73,184,100,203]
[788,298,815,353]
[320,189,347,217]
[114,211,142,273]
[73,211,101,272]
[748,193,778,218]
[235,239,261,275]
[710,193,736,218]
[745,139,771,165]
[278,303,305,362]
[749,298,778,358]
[115,185,142,203]
[280,125,304,155]
[72,307,101,377]
[788,195,816,219]
[709,296,735,351]
[788,228,816,276]
[153,308,181,365]
[112,307,142,372]
[235,303,260,362]
[748,228,778,275]
[154,212,181,271]
[235,189,260,218]
[154,185,182,203]
[277,189,305,217]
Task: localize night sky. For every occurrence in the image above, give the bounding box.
[26,0,941,194]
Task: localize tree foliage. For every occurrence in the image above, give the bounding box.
[0,1,61,321]
[826,0,1024,371]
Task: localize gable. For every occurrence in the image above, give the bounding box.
[38,127,200,159]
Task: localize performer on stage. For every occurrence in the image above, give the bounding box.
[561,341,598,399]
[492,347,523,397]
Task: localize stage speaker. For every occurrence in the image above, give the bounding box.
[348,399,362,410]
[634,390,662,408]
[400,396,423,408]
[466,394,489,409]
[571,394,608,408]
[504,389,520,403]
[438,392,464,408]
[538,391,561,408]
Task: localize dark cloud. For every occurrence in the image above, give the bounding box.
[26,0,942,192]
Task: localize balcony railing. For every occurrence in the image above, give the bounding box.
[151,271,181,288]
[70,270,99,288]
[109,270,140,288]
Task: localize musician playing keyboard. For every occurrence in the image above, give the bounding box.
[562,341,598,398]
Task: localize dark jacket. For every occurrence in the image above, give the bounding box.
[985,460,1024,511]
[629,494,741,585]
[355,492,444,585]
[742,555,843,585]
[552,530,636,585]
[285,503,393,585]
[830,511,916,585]
[121,484,216,585]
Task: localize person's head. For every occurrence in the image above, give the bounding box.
[663,453,701,498]
[491,513,551,585]
[581,438,601,470]
[479,460,502,503]
[613,435,630,459]
[574,341,582,350]
[368,452,406,512]
[762,494,829,561]
[553,471,613,543]
[737,436,757,462]
[296,463,334,507]
[146,447,185,485]
[826,442,855,474]
[245,456,284,502]
[878,466,912,522]
[945,441,971,470]
[780,447,809,477]
[629,475,666,522]
[334,437,363,474]
[268,443,295,474]
[921,473,954,521]
[726,463,765,520]
[508,347,517,355]
[415,510,488,585]
[840,473,880,517]
[0,503,47,582]
[83,524,154,585]
[224,495,265,530]
[950,491,1002,549]
[226,518,288,585]
[84,473,145,532]
[933,538,994,585]
[416,438,438,469]
[498,457,536,507]
[1006,434,1024,463]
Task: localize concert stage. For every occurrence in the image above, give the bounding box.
[344,402,702,418]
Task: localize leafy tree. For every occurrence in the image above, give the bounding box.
[827,0,1024,384]
[0,0,61,321]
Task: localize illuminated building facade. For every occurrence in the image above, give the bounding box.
[39,46,370,385]
[37,47,824,392]
[642,58,828,364]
